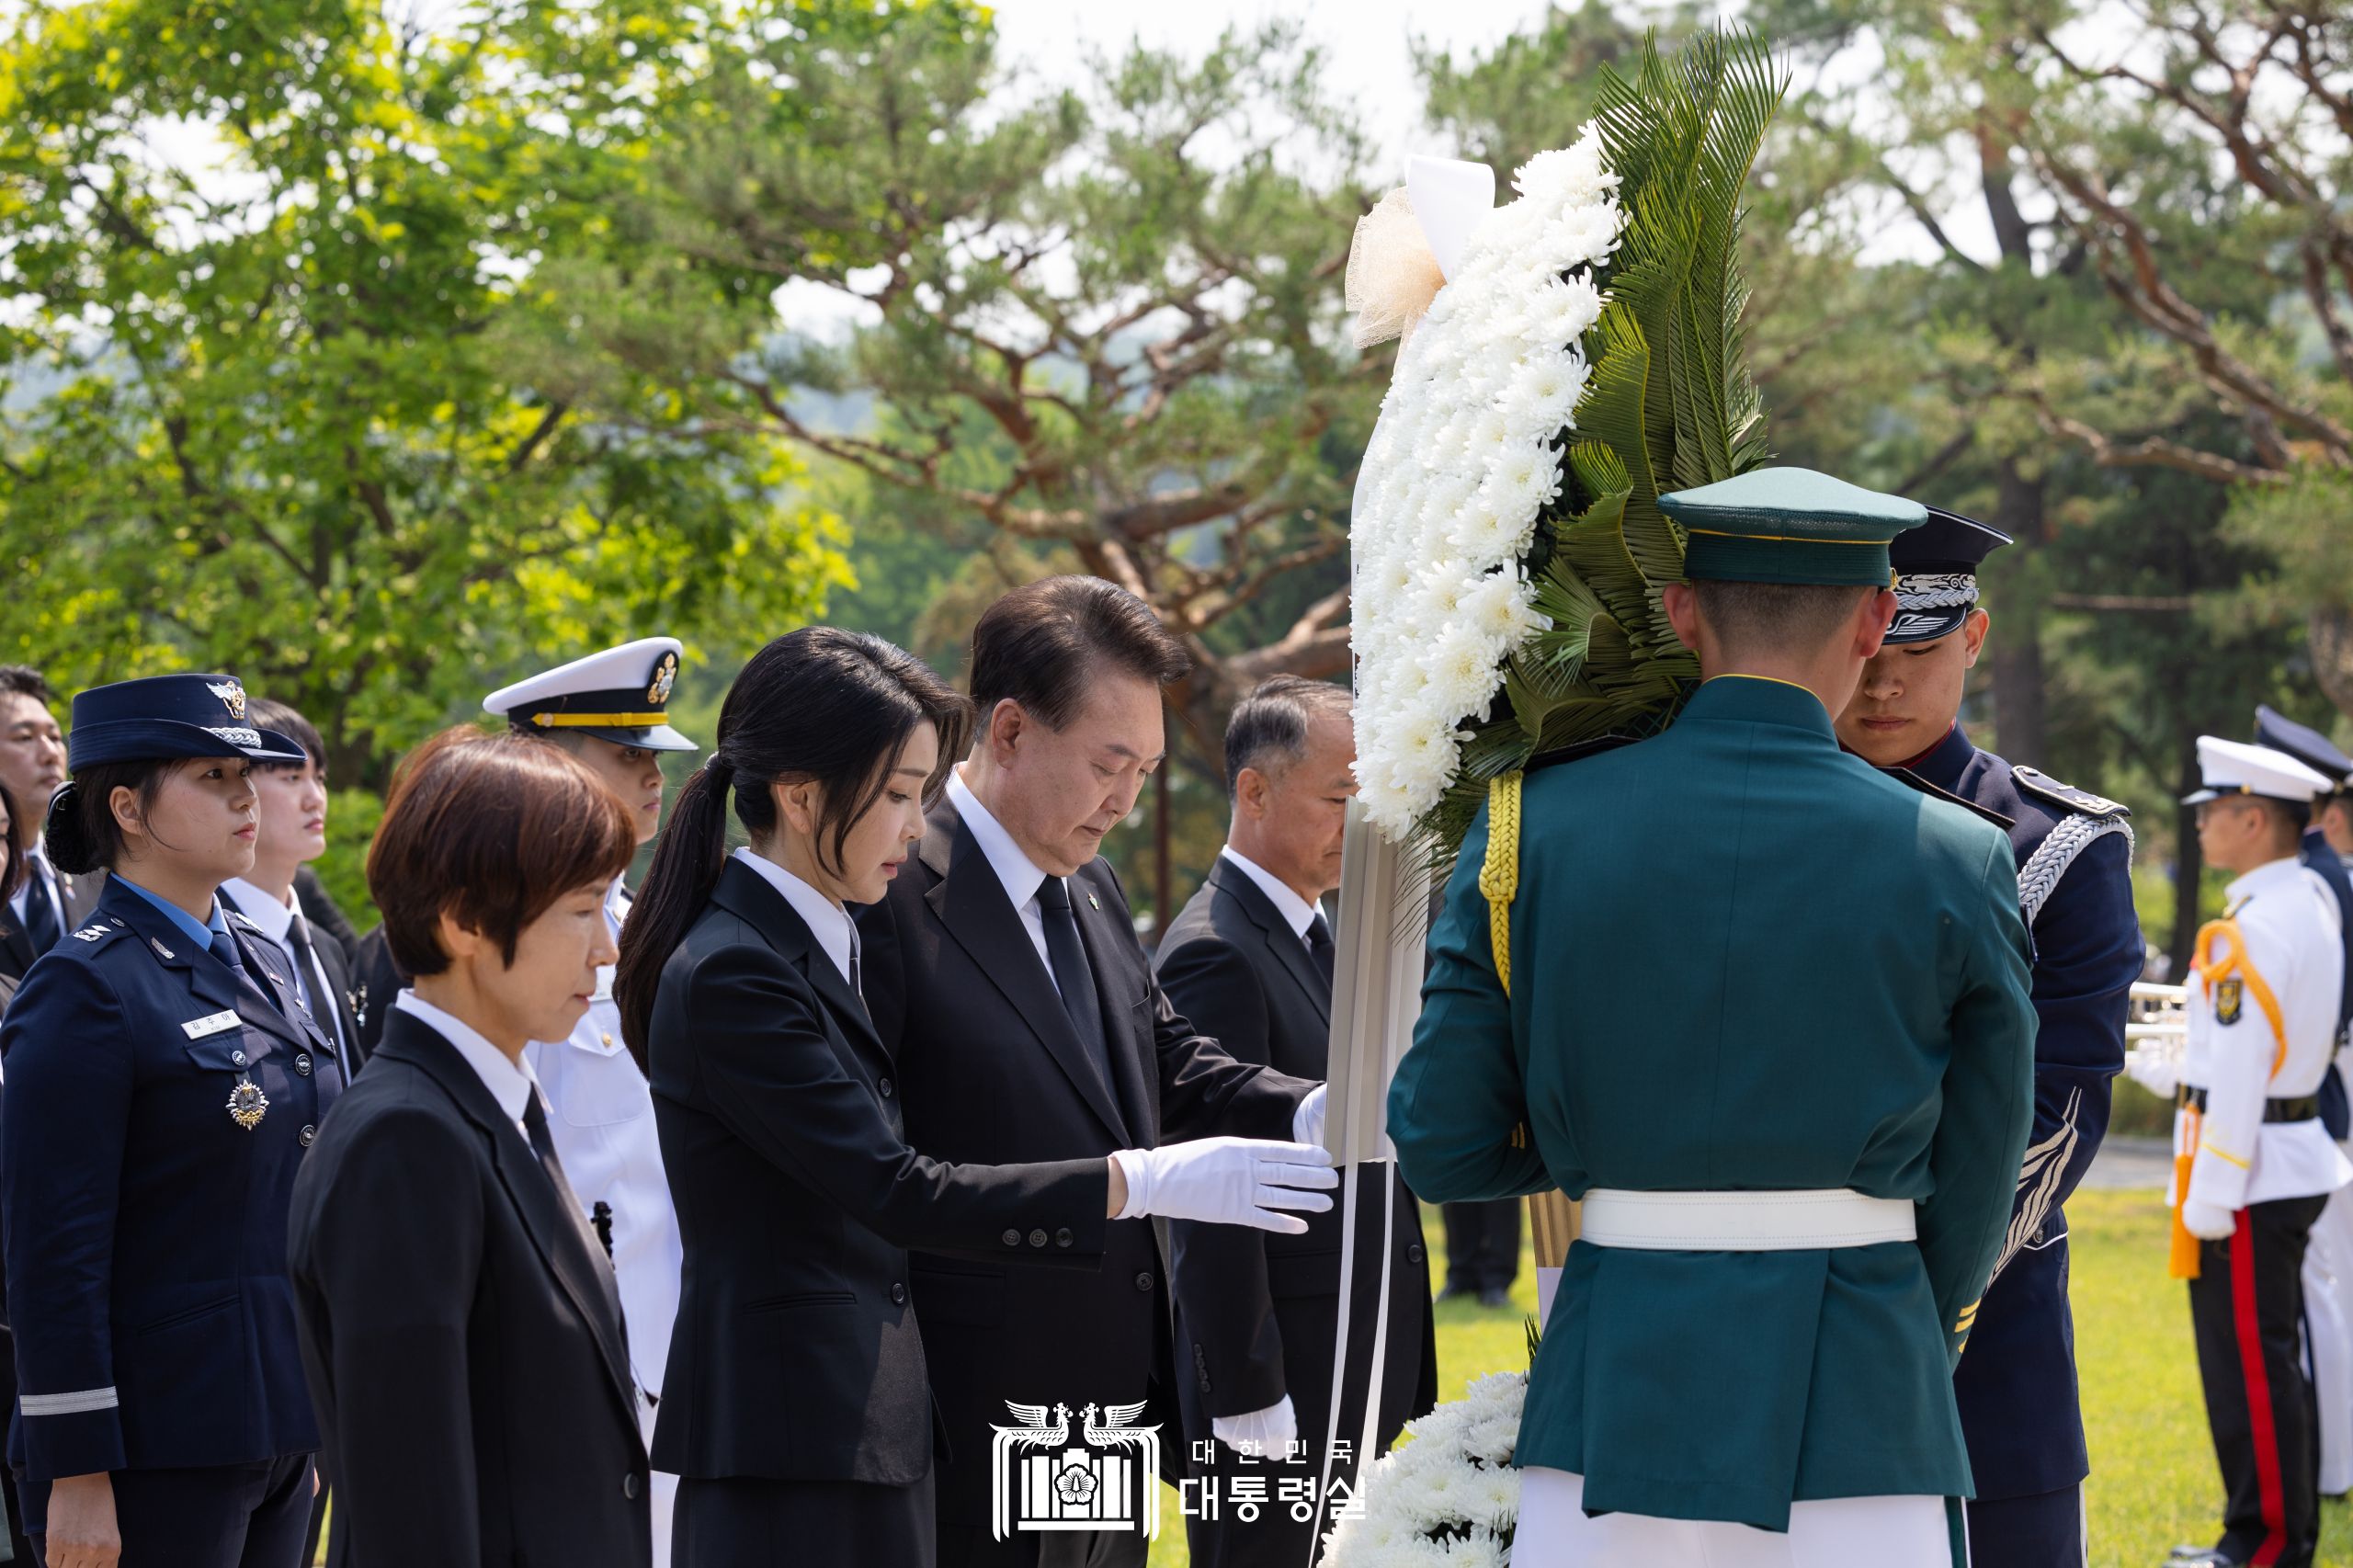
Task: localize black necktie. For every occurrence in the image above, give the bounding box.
[20,857,61,955]
[1034,876,1114,1099]
[1305,911,1336,989]
[523,1090,624,1310]
[281,913,347,1081]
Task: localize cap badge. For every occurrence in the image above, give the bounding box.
[226,1075,269,1131]
[648,652,679,707]
[208,681,247,721]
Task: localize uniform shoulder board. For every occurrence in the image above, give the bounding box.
[2012,765,2130,819]
[227,910,264,930]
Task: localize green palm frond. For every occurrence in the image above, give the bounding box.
[1412,24,1787,869]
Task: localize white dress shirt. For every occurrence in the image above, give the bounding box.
[948,767,1063,991]
[732,846,858,990]
[392,990,537,1143]
[10,845,63,937]
[1220,846,1318,942]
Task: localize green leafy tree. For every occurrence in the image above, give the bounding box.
[572,13,1377,758]
[0,0,848,780]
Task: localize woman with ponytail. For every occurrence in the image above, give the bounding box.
[0,676,336,1568]
[616,628,1336,1567]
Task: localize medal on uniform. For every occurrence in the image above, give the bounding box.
[226,1075,268,1131]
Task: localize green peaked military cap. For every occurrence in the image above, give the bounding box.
[1659,466,1928,587]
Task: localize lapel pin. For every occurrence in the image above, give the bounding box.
[150,937,175,960]
[1087,893,1100,911]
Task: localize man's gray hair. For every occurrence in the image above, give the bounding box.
[1223,676,1352,799]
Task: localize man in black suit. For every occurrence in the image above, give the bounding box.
[1155,677,1438,1568]
[859,577,1326,1568]
[0,665,99,982]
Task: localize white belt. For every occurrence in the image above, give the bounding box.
[1578,1188,1917,1251]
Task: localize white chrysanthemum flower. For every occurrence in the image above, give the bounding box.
[1502,350,1583,433]
[1447,490,1538,568]
[1525,274,1607,350]
[1542,201,1625,269]
[1460,567,1548,645]
[1419,623,1508,726]
[1483,439,1564,520]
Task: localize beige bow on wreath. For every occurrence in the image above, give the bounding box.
[1344,155,1495,351]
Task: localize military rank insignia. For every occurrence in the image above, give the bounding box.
[647,651,679,707]
[2216,976,2245,1026]
[226,1075,269,1131]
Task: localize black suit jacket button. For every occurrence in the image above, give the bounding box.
[891,1281,907,1305]
[1029,1229,1048,1248]
[1408,1243,1426,1265]
[1133,1270,1154,1292]
[624,1472,641,1500]
[1055,1228,1074,1248]
[294,1052,313,1076]
[298,1125,316,1148]
[1003,1229,1021,1247]
[878,1076,894,1097]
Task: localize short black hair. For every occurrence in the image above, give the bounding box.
[246,697,325,775]
[1222,676,1351,799]
[1692,580,1877,658]
[0,667,54,707]
[2251,795,2313,846]
[969,576,1191,732]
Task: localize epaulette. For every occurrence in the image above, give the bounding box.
[1886,767,2015,831]
[2012,765,2129,819]
[227,910,265,931]
[69,916,129,947]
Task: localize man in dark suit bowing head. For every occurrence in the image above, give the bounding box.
[1156,677,1437,1568]
[859,577,1327,1568]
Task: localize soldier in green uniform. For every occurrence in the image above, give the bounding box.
[1387,467,2040,1568]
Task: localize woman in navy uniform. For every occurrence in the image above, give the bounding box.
[0,675,339,1568]
[611,629,1336,1568]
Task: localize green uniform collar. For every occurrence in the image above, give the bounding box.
[1684,674,1836,737]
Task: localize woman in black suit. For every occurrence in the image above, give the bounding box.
[613,629,1336,1568]
[288,728,654,1568]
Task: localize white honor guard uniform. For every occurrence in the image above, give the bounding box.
[2146,737,2351,1568]
[486,637,697,1567]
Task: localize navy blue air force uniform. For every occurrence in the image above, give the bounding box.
[1872,507,2144,1562]
[0,676,342,1560]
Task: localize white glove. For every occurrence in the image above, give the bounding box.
[1213,1395,1298,1457]
[2126,1042,2182,1098]
[1112,1138,1337,1233]
[1292,1084,1328,1149]
[2180,1198,2237,1241]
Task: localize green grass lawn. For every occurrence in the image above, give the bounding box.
[1147,1193,2353,1566]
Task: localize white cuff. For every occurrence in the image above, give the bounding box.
[1110,1148,1151,1221]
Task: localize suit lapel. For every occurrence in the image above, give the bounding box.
[710,859,884,1061]
[1211,859,1330,1029]
[377,1011,638,1417]
[921,800,1131,1144]
[1067,868,1146,1143]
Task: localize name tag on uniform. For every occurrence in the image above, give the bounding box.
[181,1010,241,1040]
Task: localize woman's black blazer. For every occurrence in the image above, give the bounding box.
[646,858,1109,1485]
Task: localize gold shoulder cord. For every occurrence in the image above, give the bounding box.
[1478,771,1524,996]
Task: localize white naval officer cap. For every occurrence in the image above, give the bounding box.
[483,636,699,753]
[2182,735,2336,806]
